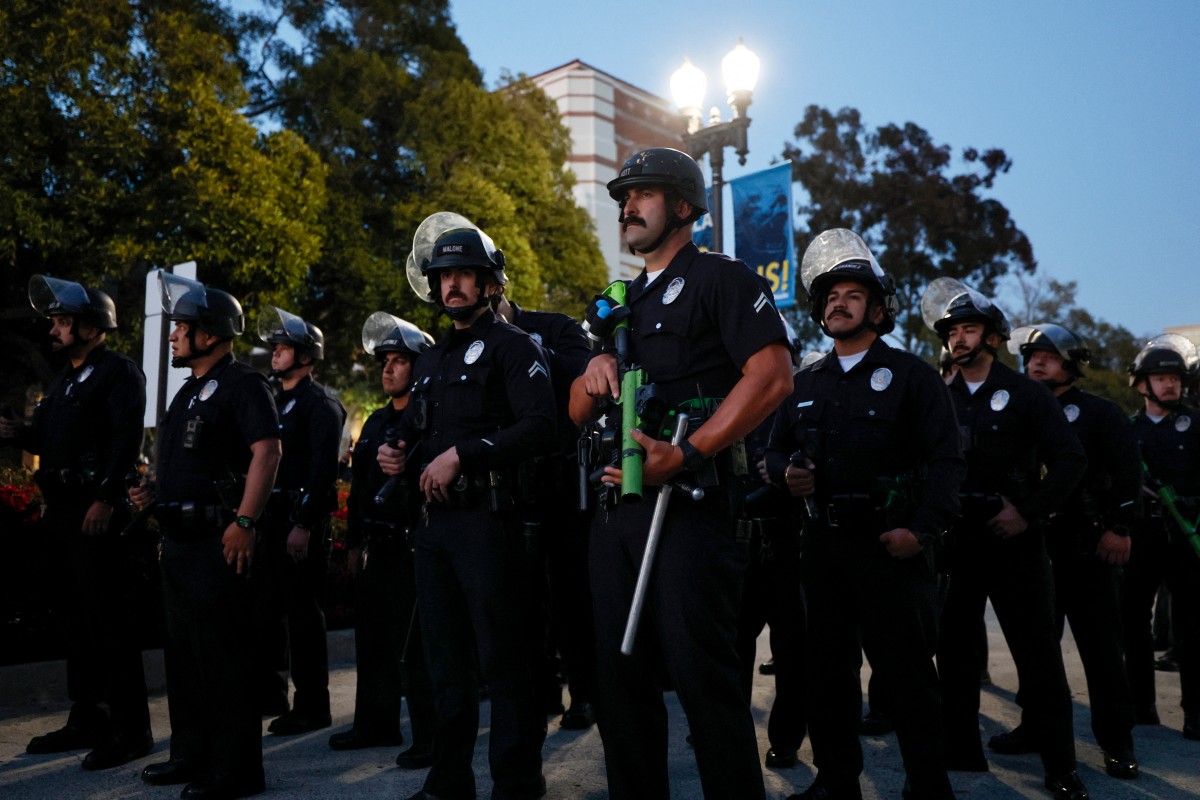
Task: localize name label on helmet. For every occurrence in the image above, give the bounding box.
[441,245,466,254]
[1064,404,1080,423]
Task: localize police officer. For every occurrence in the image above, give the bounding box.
[253,307,346,735]
[764,230,964,800]
[572,147,792,799]
[1122,334,1200,740]
[327,312,436,769]
[379,223,556,800]
[3,276,152,770]
[132,273,280,800]
[920,278,1089,800]
[494,292,598,729]
[985,323,1139,778]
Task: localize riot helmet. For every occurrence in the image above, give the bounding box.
[28,274,118,333]
[406,211,478,304]
[1129,333,1197,409]
[607,148,707,254]
[258,306,325,362]
[921,277,1009,367]
[421,227,507,321]
[1007,323,1090,381]
[159,271,244,367]
[607,148,708,215]
[362,311,433,361]
[800,229,898,337]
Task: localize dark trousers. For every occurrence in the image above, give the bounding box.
[939,523,1076,775]
[351,535,434,748]
[253,512,330,717]
[161,533,262,785]
[736,516,807,753]
[803,529,951,799]
[541,495,599,709]
[590,492,765,800]
[415,506,545,800]
[1042,525,1134,754]
[1121,521,1200,714]
[44,500,151,742]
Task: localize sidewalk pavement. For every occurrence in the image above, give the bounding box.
[0,607,1196,799]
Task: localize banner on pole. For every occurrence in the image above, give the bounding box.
[730,163,795,308]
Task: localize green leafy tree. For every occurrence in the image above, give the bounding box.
[0,0,326,334]
[783,105,1035,356]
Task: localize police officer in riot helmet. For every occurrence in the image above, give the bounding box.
[378,221,556,800]
[3,276,152,771]
[921,278,1089,800]
[988,323,1141,778]
[1122,334,1200,741]
[252,308,346,735]
[572,147,792,799]
[329,313,436,766]
[131,272,281,799]
[766,230,964,800]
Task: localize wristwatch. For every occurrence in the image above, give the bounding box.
[235,515,257,530]
[678,440,705,473]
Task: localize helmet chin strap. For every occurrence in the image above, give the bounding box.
[437,273,492,321]
[171,327,217,368]
[620,209,687,256]
[1140,380,1184,411]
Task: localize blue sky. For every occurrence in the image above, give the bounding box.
[449,0,1199,338]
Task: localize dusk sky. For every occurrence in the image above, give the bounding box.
[449,0,1199,339]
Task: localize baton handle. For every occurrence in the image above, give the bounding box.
[620,413,691,656]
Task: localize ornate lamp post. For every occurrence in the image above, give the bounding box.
[670,39,760,252]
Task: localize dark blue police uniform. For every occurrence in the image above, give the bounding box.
[342,402,434,750]
[765,338,964,799]
[11,344,150,748]
[255,374,346,721]
[395,309,556,800]
[507,301,598,719]
[590,242,784,800]
[1123,405,1200,728]
[938,361,1086,774]
[155,354,279,788]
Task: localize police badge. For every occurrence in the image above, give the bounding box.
[870,368,893,392]
[464,340,485,364]
[1064,404,1080,423]
[1177,415,1192,433]
[662,277,685,305]
[990,390,1010,412]
[199,380,219,401]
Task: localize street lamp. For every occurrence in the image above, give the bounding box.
[670,39,760,252]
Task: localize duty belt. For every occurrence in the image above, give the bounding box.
[361,518,407,541]
[823,494,886,532]
[155,501,230,539]
[959,492,1004,521]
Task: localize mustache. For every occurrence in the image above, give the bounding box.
[622,215,645,227]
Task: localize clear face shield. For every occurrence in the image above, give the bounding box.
[28,274,89,317]
[1133,333,1199,374]
[799,228,885,296]
[159,271,209,318]
[405,211,479,303]
[257,306,310,346]
[1007,323,1087,362]
[920,277,996,332]
[361,311,432,356]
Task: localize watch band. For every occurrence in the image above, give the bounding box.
[678,440,705,473]
[235,515,256,530]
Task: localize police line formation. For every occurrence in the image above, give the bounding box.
[3,147,1198,800]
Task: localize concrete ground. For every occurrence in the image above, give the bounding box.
[0,606,1195,799]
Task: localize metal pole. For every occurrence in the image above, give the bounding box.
[710,147,725,253]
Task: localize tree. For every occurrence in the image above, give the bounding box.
[0,0,327,334]
[242,1,605,387]
[783,106,1035,356]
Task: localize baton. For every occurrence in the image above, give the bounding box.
[620,413,700,656]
